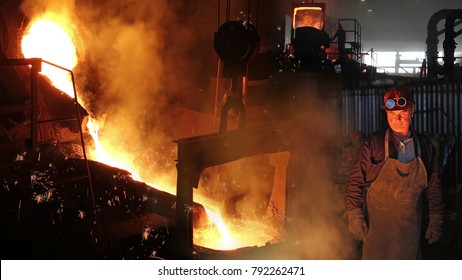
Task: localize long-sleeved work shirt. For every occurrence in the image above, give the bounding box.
[345,128,444,215]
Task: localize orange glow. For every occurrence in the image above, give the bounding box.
[21,14,280,252]
[205,208,234,247]
[192,191,278,250]
[292,7,324,30]
[85,117,142,181]
[86,116,242,250]
[202,206,236,250]
[21,13,78,97]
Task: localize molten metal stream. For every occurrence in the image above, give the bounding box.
[20,13,275,250]
[21,14,78,96]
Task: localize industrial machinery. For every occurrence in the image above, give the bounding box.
[426,9,462,81]
[1,1,459,260]
[274,2,364,87]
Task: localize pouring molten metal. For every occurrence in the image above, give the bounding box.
[21,13,78,97]
[20,13,277,251]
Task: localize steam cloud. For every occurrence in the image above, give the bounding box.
[20,0,217,187]
[255,81,358,260]
[19,0,356,259]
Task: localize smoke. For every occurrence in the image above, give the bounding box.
[19,0,218,188]
[77,0,174,185]
[195,76,359,259]
[20,0,76,17]
[18,0,358,259]
[271,81,358,260]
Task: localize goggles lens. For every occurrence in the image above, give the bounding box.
[385,97,408,109]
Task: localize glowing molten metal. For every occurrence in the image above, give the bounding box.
[21,14,78,97]
[19,13,273,251]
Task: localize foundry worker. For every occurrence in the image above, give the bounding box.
[332,23,346,60]
[345,86,444,259]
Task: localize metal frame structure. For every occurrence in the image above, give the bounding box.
[0,58,96,219]
[174,125,290,258]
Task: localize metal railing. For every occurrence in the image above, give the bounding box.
[0,58,96,220]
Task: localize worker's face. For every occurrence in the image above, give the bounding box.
[386,108,413,136]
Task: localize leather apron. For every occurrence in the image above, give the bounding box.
[362,129,428,259]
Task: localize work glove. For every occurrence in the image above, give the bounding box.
[346,208,368,241]
[426,213,443,244]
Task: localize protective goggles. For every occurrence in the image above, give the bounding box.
[384,97,409,110]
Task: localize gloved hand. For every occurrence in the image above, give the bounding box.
[346,208,368,241]
[426,213,443,244]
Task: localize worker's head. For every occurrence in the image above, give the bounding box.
[383,87,414,136]
[383,87,414,111]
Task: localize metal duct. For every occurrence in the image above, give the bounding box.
[443,9,462,81]
[426,9,453,79]
[426,9,462,80]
